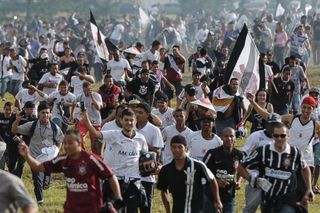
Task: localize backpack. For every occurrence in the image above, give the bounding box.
[29,119,59,144]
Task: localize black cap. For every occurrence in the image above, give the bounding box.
[171,135,187,146]
[23,101,35,109]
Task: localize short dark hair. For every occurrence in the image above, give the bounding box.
[59,80,68,86]
[121,108,135,118]
[82,81,91,88]
[104,74,113,80]
[152,60,159,65]
[152,40,160,47]
[136,102,151,113]
[272,122,287,132]
[4,102,13,108]
[65,129,81,143]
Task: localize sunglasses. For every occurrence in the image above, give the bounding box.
[272,134,287,138]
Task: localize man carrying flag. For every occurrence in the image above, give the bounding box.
[212,24,262,137]
[212,78,247,137]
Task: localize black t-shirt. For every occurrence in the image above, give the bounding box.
[0,113,15,143]
[157,157,214,213]
[203,146,244,202]
[270,77,295,110]
[266,61,281,75]
[126,78,155,104]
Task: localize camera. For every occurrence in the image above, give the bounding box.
[80,101,86,112]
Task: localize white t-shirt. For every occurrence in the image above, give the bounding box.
[162,124,193,165]
[11,55,27,80]
[189,131,223,161]
[241,130,273,155]
[109,24,125,41]
[101,130,148,178]
[101,119,122,131]
[70,75,94,98]
[151,107,175,130]
[264,64,273,90]
[77,93,102,125]
[48,91,76,120]
[1,55,13,78]
[141,49,160,63]
[38,72,63,95]
[136,122,164,183]
[107,58,131,82]
[178,83,209,100]
[15,89,47,110]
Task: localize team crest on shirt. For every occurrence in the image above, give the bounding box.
[139,85,148,95]
[283,155,292,169]
[78,162,87,176]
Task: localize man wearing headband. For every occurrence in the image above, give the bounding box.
[157,135,223,213]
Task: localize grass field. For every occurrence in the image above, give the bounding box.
[3,65,320,212]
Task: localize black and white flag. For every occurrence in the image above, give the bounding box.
[224,24,261,95]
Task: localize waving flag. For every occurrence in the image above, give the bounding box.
[90,11,109,62]
[224,24,260,95]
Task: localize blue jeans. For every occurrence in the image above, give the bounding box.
[93,63,104,83]
[10,79,23,96]
[243,184,261,213]
[0,76,11,96]
[291,93,300,113]
[31,170,51,202]
[262,202,296,213]
[222,198,236,213]
[52,117,68,134]
[275,107,289,115]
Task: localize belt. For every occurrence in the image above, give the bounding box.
[117,176,140,183]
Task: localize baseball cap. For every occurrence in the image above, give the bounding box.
[23,101,35,109]
[266,113,281,123]
[302,96,317,108]
[171,135,187,146]
[309,88,320,95]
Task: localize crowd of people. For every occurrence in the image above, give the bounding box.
[0,2,320,213]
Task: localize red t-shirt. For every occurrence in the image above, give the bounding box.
[44,151,113,213]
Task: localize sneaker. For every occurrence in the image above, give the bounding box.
[2,98,6,101]
[37,200,44,206]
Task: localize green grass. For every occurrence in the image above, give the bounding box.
[4,65,320,212]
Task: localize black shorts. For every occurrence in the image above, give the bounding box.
[163,81,183,100]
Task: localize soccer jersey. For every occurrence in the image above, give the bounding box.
[101,120,121,131]
[288,116,315,166]
[101,130,148,178]
[241,143,306,200]
[204,146,244,201]
[162,124,193,164]
[241,130,274,156]
[44,151,113,213]
[15,89,46,110]
[38,72,63,95]
[151,107,175,130]
[157,157,215,213]
[189,131,223,161]
[77,93,102,125]
[136,122,164,183]
[49,91,76,120]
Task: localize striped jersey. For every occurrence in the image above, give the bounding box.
[241,143,306,199]
[157,157,215,213]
